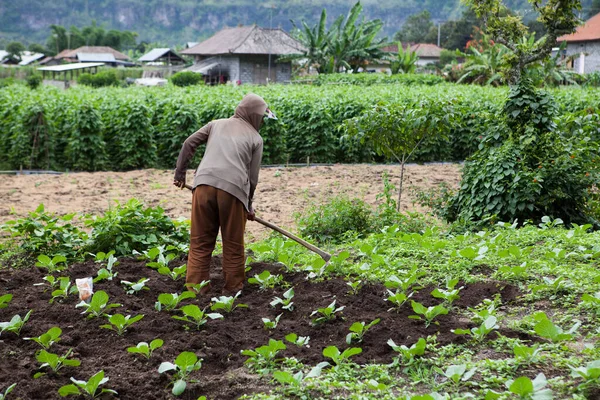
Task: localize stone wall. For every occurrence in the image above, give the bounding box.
[565,40,600,74]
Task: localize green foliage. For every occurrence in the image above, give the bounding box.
[409,301,448,327]
[506,373,552,399]
[0,294,13,309]
[210,291,248,313]
[270,287,295,311]
[390,42,419,74]
[262,314,282,330]
[0,310,32,336]
[158,352,203,396]
[26,74,42,89]
[49,277,77,303]
[121,278,150,295]
[431,277,463,306]
[452,316,499,341]
[170,71,203,87]
[127,339,164,359]
[58,370,117,398]
[100,313,144,335]
[0,383,16,400]
[248,270,284,290]
[310,300,345,325]
[570,360,600,392]
[172,305,223,330]
[285,333,310,347]
[77,71,118,88]
[388,337,427,366]
[322,345,362,366]
[36,348,80,374]
[346,318,380,344]
[241,339,287,370]
[35,254,67,272]
[394,10,434,43]
[311,73,444,86]
[155,292,196,312]
[24,326,62,350]
[64,102,107,171]
[75,291,121,319]
[532,312,580,342]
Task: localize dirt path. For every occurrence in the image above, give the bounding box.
[0,164,461,240]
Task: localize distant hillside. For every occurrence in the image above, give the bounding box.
[0,0,594,47]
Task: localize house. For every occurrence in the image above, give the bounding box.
[0,50,45,66]
[181,25,306,84]
[139,48,186,65]
[40,46,133,67]
[557,12,600,74]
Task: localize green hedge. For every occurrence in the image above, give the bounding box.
[0,83,598,171]
[300,72,445,86]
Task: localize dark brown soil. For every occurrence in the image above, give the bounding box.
[0,257,522,400]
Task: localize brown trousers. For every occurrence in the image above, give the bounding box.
[186,185,247,294]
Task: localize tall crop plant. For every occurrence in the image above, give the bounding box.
[156,101,200,168]
[64,102,107,171]
[8,102,53,170]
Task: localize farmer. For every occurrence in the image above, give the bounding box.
[173,93,276,295]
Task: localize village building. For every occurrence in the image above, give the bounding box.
[139,48,186,65]
[557,12,600,74]
[39,46,133,67]
[181,25,306,84]
[0,50,45,66]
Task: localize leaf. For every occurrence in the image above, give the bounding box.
[58,384,80,397]
[172,379,186,396]
[508,376,534,395]
[273,370,294,384]
[158,362,177,373]
[150,339,164,351]
[323,346,340,359]
[175,351,198,369]
[534,318,561,341]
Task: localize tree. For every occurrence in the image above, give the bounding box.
[28,43,47,55]
[290,9,334,73]
[394,10,435,44]
[390,42,419,74]
[438,9,481,50]
[6,41,25,62]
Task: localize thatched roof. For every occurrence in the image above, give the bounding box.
[558,12,600,43]
[182,25,306,56]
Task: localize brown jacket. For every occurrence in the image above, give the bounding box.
[175,93,267,210]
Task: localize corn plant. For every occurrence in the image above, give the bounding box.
[155,292,196,312]
[210,291,247,313]
[322,346,362,367]
[25,326,62,350]
[285,333,310,347]
[248,270,284,290]
[311,300,344,325]
[35,254,67,272]
[452,316,499,342]
[431,277,463,307]
[127,339,164,359]
[346,318,380,344]
[262,314,282,330]
[513,344,542,364]
[57,370,117,398]
[0,384,16,400]
[35,348,81,375]
[50,277,77,303]
[241,339,287,370]
[506,373,552,399]
[570,360,600,391]
[76,291,120,318]
[93,252,119,283]
[158,352,202,396]
[270,288,294,311]
[533,312,580,343]
[409,301,448,328]
[388,337,427,366]
[172,305,223,330]
[0,310,32,336]
[385,289,413,312]
[346,280,363,295]
[0,294,12,309]
[120,278,150,295]
[100,314,144,335]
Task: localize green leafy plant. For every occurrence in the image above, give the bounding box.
[248,270,284,290]
[127,339,164,359]
[100,313,144,335]
[506,373,552,399]
[155,292,196,312]
[513,344,542,364]
[385,289,413,311]
[210,291,248,313]
[0,384,16,400]
[0,294,13,309]
[36,348,81,375]
[158,351,203,396]
[172,305,223,330]
[76,291,120,318]
[431,277,463,306]
[346,280,363,295]
[159,264,187,281]
[530,276,573,294]
[453,316,499,342]
[322,346,362,367]
[25,326,62,350]
[409,301,448,328]
[388,337,427,366]
[170,71,204,87]
[0,310,32,336]
[270,288,295,311]
[384,267,424,292]
[58,370,117,398]
[533,312,580,343]
[262,314,282,330]
[93,252,119,283]
[121,278,150,295]
[185,281,210,295]
[50,277,77,303]
[35,254,67,272]
[346,318,380,344]
[285,333,310,347]
[241,339,287,370]
[438,364,477,390]
[311,300,345,325]
[570,360,600,392]
[582,292,600,315]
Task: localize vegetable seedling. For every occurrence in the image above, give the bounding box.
[0,384,16,400]
[506,373,552,399]
[385,289,413,311]
[58,370,117,398]
[158,351,203,396]
[127,339,164,359]
[158,264,186,281]
[100,313,144,335]
[120,278,150,295]
[76,291,120,318]
[50,277,77,303]
[0,310,32,336]
[533,312,580,342]
[388,337,427,366]
[210,291,247,313]
[270,288,294,311]
[570,360,600,391]
[241,339,287,370]
[346,280,363,295]
[94,253,119,283]
[248,270,284,290]
[311,300,344,325]
[0,294,12,309]
[409,301,448,327]
[285,333,310,347]
[346,318,380,344]
[262,314,282,330]
[35,254,67,272]
[322,346,362,367]
[172,305,223,330]
[25,326,62,350]
[431,277,463,306]
[452,316,499,342]
[155,292,196,312]
[36,348,80,375]
[185,281,210,294]
[438,364,477,390]
[513,344,542,364]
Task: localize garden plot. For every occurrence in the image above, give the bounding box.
[0,255,521,399]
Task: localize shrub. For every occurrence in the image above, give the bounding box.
[312,73,444,86]
[171,71,203,87]
[298,197,374,244]
[77,70,118,88]
[26,74,42,89]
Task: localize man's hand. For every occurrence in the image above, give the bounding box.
[173,180,186,189]
[247,206,256,221]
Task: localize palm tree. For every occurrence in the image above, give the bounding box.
[390,42,419,74]
[457,41,510,86]
[290,9,333,73]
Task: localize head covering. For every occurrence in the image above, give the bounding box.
[233,93,268,131]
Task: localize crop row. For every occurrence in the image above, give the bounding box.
[0,83,598,171]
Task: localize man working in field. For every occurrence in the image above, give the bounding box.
[173,93,275,295]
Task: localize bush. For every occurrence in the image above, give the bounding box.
[171,71,203,87]
[26,74,42,89]
[77,70,118,88]
[311,73,444,86]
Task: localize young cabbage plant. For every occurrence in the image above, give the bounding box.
[431,277,463,306]
[34,275,65,291]
[346,318,380,344]
[437,364,477,390]
[144,246,177,269]
[35,348,81,376]
[210,291,247,313]
[513,344,542,365]
[530,276,573,294]
[57,370,117,398]
[311,300,345,325]
[241,339,287,370]
[0,384,16,400]
[155,292,196,312]
[569,360,600,391]
[409,301,448,328]
[25,326,62,350]
[50,277,77,303]
[0,294,12,309]
[467,297,500,324]
[285,333,310,347]
[76,291,120,318]
[582,292,600,315]
[262,314,282,330]
[385,289,413,312]
[533,312,580,343]
[346,280,363,295]
[100,314,144,335]
[248,270,283,290]
[172,305,223,330]
[388,337,427,366]
[384,266,424,292]
[35,254,67,272]
[185,281,210,295]
[158,351,203,396]
[272,362,330,390]
[120,278,150,295]
[158,264,186,281]
[453,316,499,342]
[322,346,362,367]
[93,253,119,283]
[0,310,32,336]
[270,288,294,311]
[506,373,552,399]
[127,339,164,359]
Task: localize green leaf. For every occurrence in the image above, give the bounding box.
[175,352,198,369]
[323,346,340,359]
[172,379,186,396]
[58,384,80,397]
[508,376,534,395]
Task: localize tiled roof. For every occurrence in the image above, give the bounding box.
[558,12,600,42]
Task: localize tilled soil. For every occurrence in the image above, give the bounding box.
[0,257,521,400]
